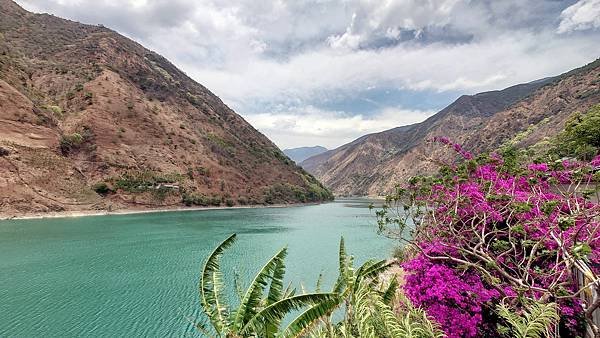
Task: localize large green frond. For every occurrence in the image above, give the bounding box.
[233,247,288,330]
[267,250,288,305]
[315,272,324,293]
[353,281,377,338]
[333,237,349,294]
[355,259,393,285]
[497,300,559,338]
[240,293,336,335]
[280,298,342,338]
[200,234,236,334]
[381,276,399,305]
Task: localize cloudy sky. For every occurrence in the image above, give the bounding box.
[16,0,600,149]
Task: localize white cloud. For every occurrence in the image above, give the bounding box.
[326,0,460,51]
[188,32,597,110]
[15,0,600,149]
[557,0,600,33]
[243,106,435,149]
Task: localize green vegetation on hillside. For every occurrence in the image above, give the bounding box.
[261,172,333,204]
[112,170,183,193]
[551,104,600,160]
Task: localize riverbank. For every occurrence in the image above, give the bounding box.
[0,202,322,221]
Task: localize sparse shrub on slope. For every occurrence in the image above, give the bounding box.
[59,133,84,154]
[58,127,96,155]
[92,182,111,195]
[113,171,183,193]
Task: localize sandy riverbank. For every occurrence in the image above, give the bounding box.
[0,202,322,221]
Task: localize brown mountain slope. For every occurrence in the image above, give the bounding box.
[0,0,331,216]
[302,59,600,196]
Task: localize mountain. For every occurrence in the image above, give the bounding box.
[283,146,328,164]
[0,0,332,216]
[302,59,600,196]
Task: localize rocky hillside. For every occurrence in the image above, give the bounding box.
[0,0,332,216]
[302,59,600,196]
[283,146,328,164]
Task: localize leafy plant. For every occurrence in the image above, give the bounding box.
[288,238,443,338]
[497,300,560,338]
[197,236,442,338]
[112,170,182,193]
[198,234,336,338]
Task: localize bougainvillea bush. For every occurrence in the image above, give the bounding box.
[377,138,600,337]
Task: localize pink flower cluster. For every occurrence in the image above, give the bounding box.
[432,136,473,160]
[403,248,498,338]
[399,139,600,336]
[527,162,549,172]
[592,154,600,167]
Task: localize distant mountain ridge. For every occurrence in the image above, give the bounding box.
[302,59,600,196]
[0,0,332,216]
[283,146,328,163]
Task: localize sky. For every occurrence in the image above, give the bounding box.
[16,0,600,150]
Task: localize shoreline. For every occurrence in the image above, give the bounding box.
[0,202,322,221]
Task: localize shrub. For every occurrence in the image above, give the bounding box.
[403,253,499,338]
[391,245,407,262]
[43,105,63,117]
[377,138,600,336]
[59,133,84,154]
[113,171,182,193]
[182,192,210,206]
[92,182,110,195]
[196,166,210,176]
[0,147,9,157]
[552,104,600,160]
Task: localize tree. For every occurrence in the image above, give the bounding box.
[552,105,600,160]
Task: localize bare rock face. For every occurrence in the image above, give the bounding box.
[302,60,600,196]
[0,0,331,216]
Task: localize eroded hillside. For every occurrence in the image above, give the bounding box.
[0,0,331,216]
[303,60,600,196]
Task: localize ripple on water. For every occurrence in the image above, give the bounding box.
[0,200,393,337]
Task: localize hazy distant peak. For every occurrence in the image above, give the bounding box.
[283,146,328,163]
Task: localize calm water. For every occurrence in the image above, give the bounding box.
[0,199,392,337]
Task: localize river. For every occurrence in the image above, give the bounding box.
[0,198,392,337]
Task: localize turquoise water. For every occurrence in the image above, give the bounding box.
[0,199,392,337]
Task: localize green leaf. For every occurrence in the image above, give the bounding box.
[381,277,398,305]
[280,298,342,338]
[200,234,237,335]
[497,300,559,338]
[240,293,336,335]
[233,247,288,330]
